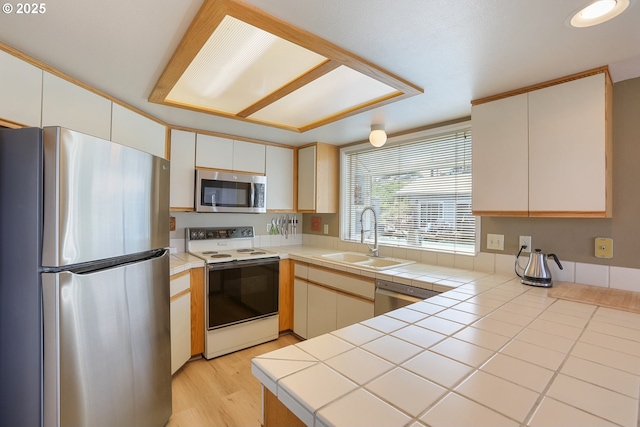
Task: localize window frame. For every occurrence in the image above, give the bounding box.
[339,120,480,255]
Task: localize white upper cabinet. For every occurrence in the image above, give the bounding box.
[233,140,265,174]
[297,143,338,213]
[195,134,266,174]
[528,73,609,216]
[111,103,167,159]
[472,93,529,216]
[0,49,42,127]
[472,70,612,218]
[195,134,233,170]
[170,129,196,211]
[297,145,316,211]
[42,72,112,140]
[266,145,294,211]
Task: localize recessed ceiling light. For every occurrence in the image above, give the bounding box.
[568,0,633,28]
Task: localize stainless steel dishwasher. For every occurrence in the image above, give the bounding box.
[374,279,441,315]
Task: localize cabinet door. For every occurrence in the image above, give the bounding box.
[0,50,42,127]
[336,293,374,329]
[528,73,608,216]
[170,272,191,373]
[297,145,316,211]
[233,140,265,173]
[42,72,112,140]
[471,94,529,216]
[111,103,166,158]
[195,134,233,169]
[307,284,337,339]
[293,278,308,339]
[170,129,196,211]
[170,292,191,374]
[266,145,294,211]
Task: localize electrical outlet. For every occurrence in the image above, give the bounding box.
[519,236,532,252]
[487,233,504,251]
[595,237,613,259]
[266,222,271,233]
[323,224,329,235]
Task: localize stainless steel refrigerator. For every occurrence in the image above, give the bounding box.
[0,127,172,427]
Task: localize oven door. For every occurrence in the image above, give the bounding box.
[206,258,279,330]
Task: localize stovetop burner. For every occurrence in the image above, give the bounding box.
[186,226,280,264]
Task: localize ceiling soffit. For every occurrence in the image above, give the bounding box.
[148,0,423,133]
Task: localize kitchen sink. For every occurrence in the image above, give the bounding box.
[320,252,370,263]
[317,252,415,271]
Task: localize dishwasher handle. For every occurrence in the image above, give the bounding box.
[375,279,440,300]
[375,287,424,304]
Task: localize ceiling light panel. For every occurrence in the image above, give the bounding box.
[166,15,327,114]
[248,65,398,128]
[149,0,422,132]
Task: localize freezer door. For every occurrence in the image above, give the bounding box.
[42,127,169,268]
[42,251,171,427]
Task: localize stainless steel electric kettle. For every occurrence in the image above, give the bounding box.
[515,246,563,287]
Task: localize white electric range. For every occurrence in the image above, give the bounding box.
[187,226,280,262]
[187,226,281,359]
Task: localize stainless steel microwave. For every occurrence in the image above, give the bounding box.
[195,170,267,213]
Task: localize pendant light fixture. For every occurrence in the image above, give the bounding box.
[369,124,387,147]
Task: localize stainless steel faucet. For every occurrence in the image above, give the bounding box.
[360,207,380,257]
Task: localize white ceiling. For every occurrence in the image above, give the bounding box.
[1,0,639,147]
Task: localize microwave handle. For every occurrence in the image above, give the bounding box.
[249,182,255,208]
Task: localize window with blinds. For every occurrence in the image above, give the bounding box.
[342,125,475,254]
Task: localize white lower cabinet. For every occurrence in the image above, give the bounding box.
[294,262,374,339]
[170,272,191,374]
[307,284,337,339]
[336,293,374,329]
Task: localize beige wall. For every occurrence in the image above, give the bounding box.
[482,76,640,268]
[301,212,340,237]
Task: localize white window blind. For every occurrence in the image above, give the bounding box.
[342,126,474,254]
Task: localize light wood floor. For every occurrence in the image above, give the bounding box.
[167,333,301,427]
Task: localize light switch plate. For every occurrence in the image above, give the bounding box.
[595,237,613,259]
[487,233,504,251]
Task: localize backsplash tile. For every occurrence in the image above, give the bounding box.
[550,260,575,283]
[610,266,640,292]
[495,254,516,276]
[575,263,609,287]
[436,252,455,268]
[454,254,475,271]
[473,252,495,273]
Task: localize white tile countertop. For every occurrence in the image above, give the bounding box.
[169,252,204,276]
[252,264,640,426]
